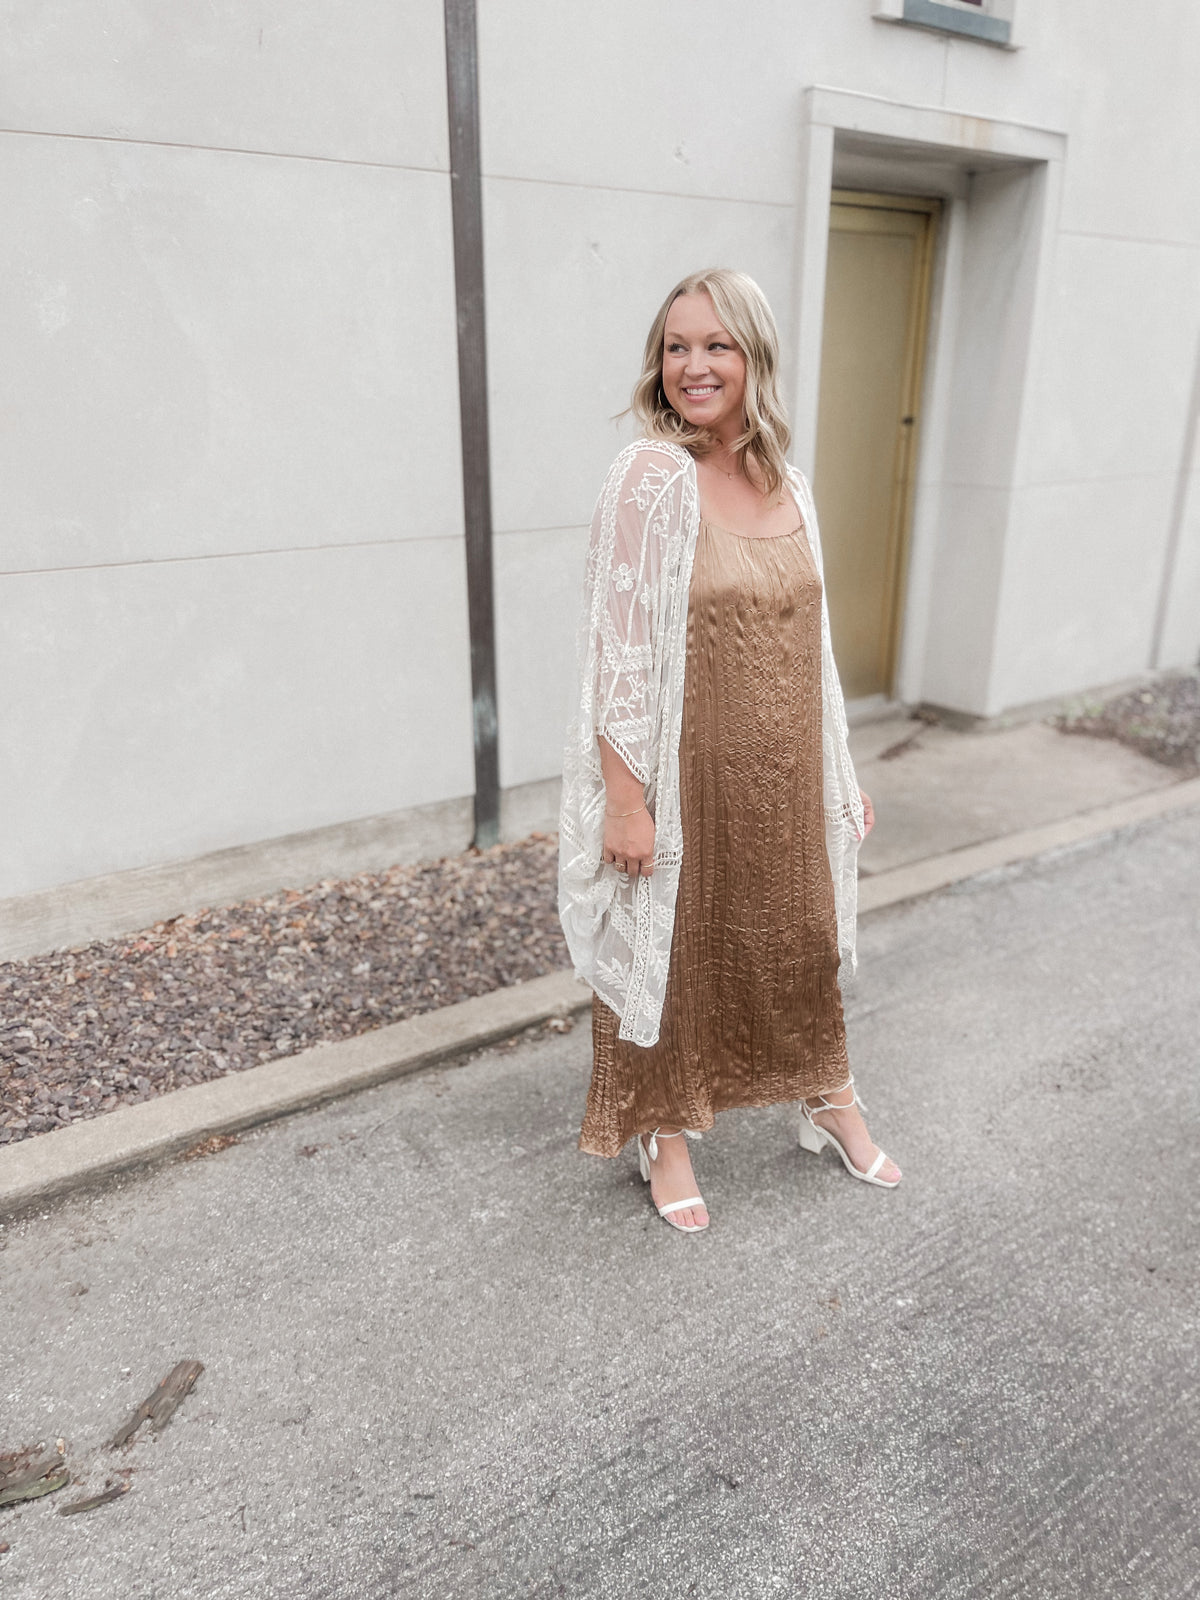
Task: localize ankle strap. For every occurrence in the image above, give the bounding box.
[806,1075,868,1115]
[644,1127,702,1161]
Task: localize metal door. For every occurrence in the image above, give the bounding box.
[813,192,938,703]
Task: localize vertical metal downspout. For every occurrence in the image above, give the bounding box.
[1150,331,1200,671]
[444,0,500,847]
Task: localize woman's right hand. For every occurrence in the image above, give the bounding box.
[602,806,656,878]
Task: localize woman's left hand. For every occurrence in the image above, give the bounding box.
[859,789,875,839]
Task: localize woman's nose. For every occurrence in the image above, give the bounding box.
[683,349,709,377]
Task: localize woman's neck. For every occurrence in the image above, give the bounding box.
[706,434,740,471]
[704,438,754,485]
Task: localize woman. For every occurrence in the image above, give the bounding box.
[558,268,900,1233]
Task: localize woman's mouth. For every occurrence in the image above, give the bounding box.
[681,385,719,400]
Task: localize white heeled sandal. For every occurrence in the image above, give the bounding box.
[799,1075,900,1189]
[636,1127,708,1232]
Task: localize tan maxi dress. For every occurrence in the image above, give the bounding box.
[579,513,852,1157]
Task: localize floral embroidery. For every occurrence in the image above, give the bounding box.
[558,441,863,1047]
[626,463,672,511]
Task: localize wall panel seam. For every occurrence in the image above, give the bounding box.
[1,535,465,579]
[1056,227,1200,251]
[494,523,588,538]
[0,125,449,175]
[482,170,792,210]
[1019,470,1182,489]
[935,471,1172,491]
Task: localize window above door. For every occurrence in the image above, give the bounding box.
[873,0,1017,48]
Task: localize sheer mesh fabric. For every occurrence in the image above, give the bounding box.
[558,440,863,1048]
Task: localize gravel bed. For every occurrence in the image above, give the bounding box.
[0,834,566,1147]
[1056,669,1200,773]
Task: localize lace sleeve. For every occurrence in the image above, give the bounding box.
[559,440,697,1044]
[586,444,686,789]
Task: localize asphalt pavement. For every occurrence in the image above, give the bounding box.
[2,809,1198,1599]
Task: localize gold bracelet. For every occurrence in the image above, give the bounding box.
[605,803,646,818]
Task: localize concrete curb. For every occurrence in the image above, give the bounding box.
[857,774,1200,912]
[0,969,592,1220]
[4,775,1198,1220]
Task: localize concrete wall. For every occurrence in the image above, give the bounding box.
[2,2,470,905]
[989,1,1200,707]
[3,0,1199,928]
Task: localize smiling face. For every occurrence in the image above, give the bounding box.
[660,291,747,443]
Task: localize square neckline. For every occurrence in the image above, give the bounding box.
[698,480,807,542]
[701,518,803,542]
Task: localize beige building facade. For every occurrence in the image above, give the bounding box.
[3,1,1199,954]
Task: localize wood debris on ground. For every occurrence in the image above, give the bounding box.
[0,1445,69,1508]
[1,1359,204,1543]
[180,1133,242,1162]
[109,1361,205,1449]
[58,1481,131,1516]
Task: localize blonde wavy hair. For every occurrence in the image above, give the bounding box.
[630,268,792,500]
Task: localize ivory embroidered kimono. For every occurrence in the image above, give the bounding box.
[557,438,864,1047]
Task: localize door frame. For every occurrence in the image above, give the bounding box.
[790,89,1066,716]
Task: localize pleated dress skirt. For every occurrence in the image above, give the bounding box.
[579,516,852,1158]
